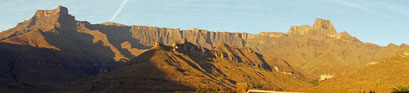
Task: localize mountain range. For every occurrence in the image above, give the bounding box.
[1,6,409,93]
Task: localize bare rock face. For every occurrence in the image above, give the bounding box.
[0,6,119,92]
[34,6,73,23]
[288,25,313,36]
[288,18,336,36]
[31,5,76,31]
[0,6,75,40]
[312,18,337,35]
[172,39,211,56]
[313,18,335,30]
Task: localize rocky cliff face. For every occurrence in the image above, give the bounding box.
[288,25,313,36]
[1,6,409,92]
[312,18,337,36]
[0,6,75,40]
[0,6,119,92]
[288,18,336,36]
[32,6,76,30]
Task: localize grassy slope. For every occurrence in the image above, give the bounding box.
[301,51,409,93]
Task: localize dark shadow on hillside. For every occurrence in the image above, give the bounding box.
[86,24,151,59]
[0,42,102,93]
[53,49,195,93]
[255,52,273,71]
[46,21,125,69]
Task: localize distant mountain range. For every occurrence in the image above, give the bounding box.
[1,6,408,92]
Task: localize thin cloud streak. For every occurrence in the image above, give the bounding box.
[376,2,409,16]
[325,0,389,18]
[110,0,128,21]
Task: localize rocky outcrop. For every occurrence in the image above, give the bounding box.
[288,25,313,36]
[312,18,337,36]
[33,6,76,29]
[288,18,337,36]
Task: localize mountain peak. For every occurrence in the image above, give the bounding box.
[34,5,69,17]
[313,18,335,30]
[400,43,409,47]
[56,5,69,15]
[172,39,207,53]
[387,43,398,47]
[214,42,236,55]
[287,18,338,36]
[28,5,76,29]
[312,18,337,35]
[288,25,313,36]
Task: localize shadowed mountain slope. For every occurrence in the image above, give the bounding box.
[0,42,100,92]
[54,40,311,93]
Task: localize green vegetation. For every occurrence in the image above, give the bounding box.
[309,80,319,86]
[392,84,409,93]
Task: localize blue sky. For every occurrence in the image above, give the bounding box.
[1,0,409,46]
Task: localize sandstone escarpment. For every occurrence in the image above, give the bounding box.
[3,6,409,93]
[312,18,337,36]
[288,25,313,36]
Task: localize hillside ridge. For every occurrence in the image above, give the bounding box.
[54,40,311,92]
[1,5,409,92]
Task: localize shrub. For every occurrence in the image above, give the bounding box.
[310,80,319,86]
[392,84,409,93]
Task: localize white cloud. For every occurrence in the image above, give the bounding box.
[110,0,129,21]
